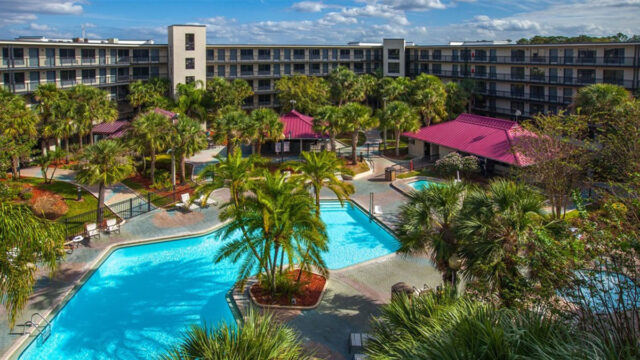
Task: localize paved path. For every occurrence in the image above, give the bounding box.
[19,167,142,206]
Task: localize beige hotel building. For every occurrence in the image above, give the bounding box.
[2,25,639,119]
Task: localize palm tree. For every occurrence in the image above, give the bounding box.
[76,140,134,224]
[396,181,465,285]
[159,311,312,360]
[128,80,155,115]
[445,81,471,120]
[0,89,38,178]
[68,85,117,147]
[193,151,259,208]
[176,81,209,125]
[0,201,65,328]
[328,66,366,106]
[129,111,172,184]
[573,83,630,117]
[290,151,354,212]
[173,116,207,184]
[212,107,254,156]
[313,105,343,152]
[457,179,547,307]
[250,108,283,155]
[33,83,64,156]
[410,74,447,126]
[45,95,75,163]
[34,148,66,184]
[215,170,328,294]
[367,291,602,360]
[340,102,377,164]
[378,77,411,149]
[377,101,421,156]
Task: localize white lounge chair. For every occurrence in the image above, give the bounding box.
[85,223,100,240]
[105,218,120,234]
[373,205,383,215]
[175,193,199,211]
[194,194,218,207]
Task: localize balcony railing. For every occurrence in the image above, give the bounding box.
[132,74,150,80]
[60,79,76,87]
[81,58,96,65]
[475,88,573,104]
[423,55,635,66]
[60,58,77,65]
[82,78,96,84]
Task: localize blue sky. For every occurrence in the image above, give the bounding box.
[1,0,639,44]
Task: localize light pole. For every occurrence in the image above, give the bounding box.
[514,109,522,122]
[448,254,462,292]
[382,97,388,151]
[167,148,176,195]
[290,99,296,111]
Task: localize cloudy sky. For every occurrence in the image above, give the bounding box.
[0,0,639,44]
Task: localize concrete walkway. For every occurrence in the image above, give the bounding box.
[19,167,142,206]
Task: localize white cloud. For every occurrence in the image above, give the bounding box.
[291,1,329,12]
[0,0,84,29]
[28,23,51,31]
[380,0,446,11]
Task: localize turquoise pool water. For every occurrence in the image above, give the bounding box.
[408,179,439,190]
[19,201,397,360]
[563,270,640,313]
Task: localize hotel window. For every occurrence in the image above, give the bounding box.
[387,49,399,60]
[420,50,428,60]
[563,88,573,102]
[530,50,544,63]
[323,63,329,74]
[273,48,280,61]
[258,94,271,105]
[229,49,237,61]
[603,70,624,86]
[510,67,525,80]
[293,63,305,74]
[82,69,96,84]
[2,73,9,89]
[273,64,280,75]
[150,49,159,62]
[185,33,195,51]
[549,49,559,63]
[185,58,195,69]
[388,62,400,74]
[563,68,573,83]
[206,65,214,78]
[11,48,25,65]
[185,76,195,84]
[241,49,254,60]
[13,72,25,90]
[332,49,338,60]
[577,49,596,64]
[354,49,363,59]
[604,48,624,64]
[217,65,225,76]
[46,70,56,83]
[218,49,225,61]
[510,84,525,97]
[549,68,558,83]
[432,63,441,74]
[150,66,159,78]
[59,48,76,64]
[258,64,270,75]
[420,63,428,74]
[132,67,149,80]
[241,64,253,75]
[310,49,320,59]
[29,71,39,86]
[230,65,237,77]
[284,63,291,75]
[432,49,441,60]
[510,49,525,62]
[530,103,545,115]
[258,49,270,60]
[81,49,95,64]
[60,70,76,85]
[206,49,214,61]
[322,49,329,60]
[577,69,595,84]
[452,64,458,76]
[510,101,524,115]
[258,79,270,90]
[340,49,350,59]
[530,85,544,100]
[530,67,545,81]
[132,49,149,63]
[312,63,322,74]
[548,87,557,102]
[284,49,291,60]
[293,49,305,60]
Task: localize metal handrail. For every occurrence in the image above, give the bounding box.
[24,312,52,344]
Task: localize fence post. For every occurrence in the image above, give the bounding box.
[129,198,133,219]
[147,192,151,212]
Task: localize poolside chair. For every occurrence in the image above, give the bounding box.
[373,205,383,215]
[85,223,100,240]
[349,333,372,354]
[175,193,199,211]
[105,218,120,234]
[194,193,218,207]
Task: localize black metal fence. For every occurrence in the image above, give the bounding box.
[58,190,184,239]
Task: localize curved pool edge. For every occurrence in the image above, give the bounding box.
[391,176,445,197]
[8,199,401,360]
[6,219,232,360]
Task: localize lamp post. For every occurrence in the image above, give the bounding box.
[279,133,285,163]
[514,109,522,122]
[448,254,463,291]
[290,99,296,111]
[167,148,176,195]
[76,185,82,201]
[382,97,388,151]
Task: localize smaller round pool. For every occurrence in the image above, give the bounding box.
[408,179,439,190]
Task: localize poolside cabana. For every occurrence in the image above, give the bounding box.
[92,121,130,142]
[403,113,534,175]
[262,110,328,156]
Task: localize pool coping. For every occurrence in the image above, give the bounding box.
[7,198,400,360]
[391,176,445,197]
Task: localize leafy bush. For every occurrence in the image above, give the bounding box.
[150,170,172,191]
[29,192,68,220]
[19,187,33,200]
[258,272,304,299]
[434,152,479,178]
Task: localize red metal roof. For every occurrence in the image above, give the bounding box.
[92,121,129,135]
[403,113,535,166]
[154,107,178,124]
[280,110,327,139]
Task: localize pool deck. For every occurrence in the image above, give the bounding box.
[1,155,443,360]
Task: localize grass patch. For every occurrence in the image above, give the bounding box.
[122,176,194,208]
[344,160,370,175]
[397,170,420,179]
[337,132,366,147]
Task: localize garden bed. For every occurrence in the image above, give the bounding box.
[122,175,194,207]
[250,270,327,308]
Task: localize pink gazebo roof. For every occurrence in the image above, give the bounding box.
[92,121,129,136]
[403,113,535,166]
[280,110,327,139]
[154,107,178,124]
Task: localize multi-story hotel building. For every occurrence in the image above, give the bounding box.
[2,25,639,120]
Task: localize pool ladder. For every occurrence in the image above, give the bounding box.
[24,313,52,344]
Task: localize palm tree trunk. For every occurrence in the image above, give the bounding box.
[97,182,105,225]
[150,148,156,184]
[256,140,262,156]
[351,131,358,165]
[90,130,94,145]
[65,136,70,163]
[330,134,336,153]
[49,164,58,184]
[11,156,19,180]
[384,128,388,151]
[41,139,47,156]
[315,185,321,214]
[180,155,187,185]
[79,133,83,149]
[395,130,401,157]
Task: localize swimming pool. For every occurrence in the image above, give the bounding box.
[408,179,440,190]
[19,201,398,360]
[562,270,640,313]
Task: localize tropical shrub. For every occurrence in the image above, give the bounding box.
[29,192,68,219]
[150,170,172,191]
[434,152,479,178]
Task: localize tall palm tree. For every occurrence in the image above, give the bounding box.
[250,108,283,155]
[212,107,254,156]
[313,105,343,152]
[45,94,75,163]
[0,89,38,178]
[173,116,207,184]
[367,291,602,360]
[328,66,366,106]
[176,81,210,125]
[0,201,65,328]
[340,102,377,164]
[410,74,447,126]
[33,83,64,155]
[573,83,630,117]
[377,101,421,156]
[128,80,155,115]
[215,170,328,293]
[68,85,117,147]
[159,311,312,360]
[457,179,547,307]
[75,140,134,224]
[129,111,172,184]
[290,151,354,213]
[378,77,411,149]
[396,181,466,285]
[193,151,259,208]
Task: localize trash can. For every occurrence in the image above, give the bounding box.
[385,167,396,181]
